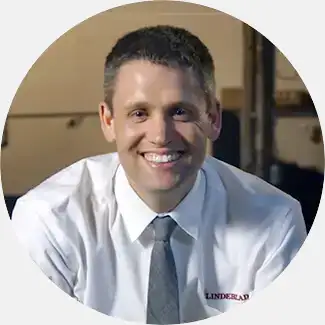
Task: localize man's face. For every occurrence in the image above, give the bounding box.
[100,60,220,194]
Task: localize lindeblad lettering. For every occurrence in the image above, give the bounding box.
[205,292,249,301]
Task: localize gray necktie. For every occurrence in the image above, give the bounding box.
[147,216,180,324]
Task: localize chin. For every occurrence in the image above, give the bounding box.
[147,182,179,193]
[146,175,190,193]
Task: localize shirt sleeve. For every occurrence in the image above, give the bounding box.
[11,198,78,296]
[253,200,307,291]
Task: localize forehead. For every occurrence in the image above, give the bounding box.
[112,60,206,109]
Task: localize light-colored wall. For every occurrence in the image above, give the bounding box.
[275,117,324,172]
[1,1,321,195]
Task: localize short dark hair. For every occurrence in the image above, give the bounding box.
[103,25,216,111]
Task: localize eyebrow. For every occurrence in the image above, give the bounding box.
[167,101,200,112]
[124,101,152,112]
[124,100,200,112]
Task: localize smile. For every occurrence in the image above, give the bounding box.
[143,152,182,163]
[139,150,186,167]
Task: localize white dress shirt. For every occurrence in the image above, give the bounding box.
[11,153,307,323]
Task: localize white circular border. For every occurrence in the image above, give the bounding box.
[0,0,324,325]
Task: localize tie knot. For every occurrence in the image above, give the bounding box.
[152,216,177,242]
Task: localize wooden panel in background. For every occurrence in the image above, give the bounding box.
[1,116,114,194]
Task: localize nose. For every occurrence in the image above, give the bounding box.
[147,115,174,146]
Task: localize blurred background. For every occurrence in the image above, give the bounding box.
[1,1,323,233]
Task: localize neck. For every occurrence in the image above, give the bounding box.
[129,175,197,213]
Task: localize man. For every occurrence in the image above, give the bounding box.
[12,25,307,324]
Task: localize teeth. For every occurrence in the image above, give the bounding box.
[143,152,182,163]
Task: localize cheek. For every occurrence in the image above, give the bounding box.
[123,121,138,138]
[115,120,144,152]
[175,122,206,146]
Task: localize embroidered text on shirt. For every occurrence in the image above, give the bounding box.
[205,292,249,301]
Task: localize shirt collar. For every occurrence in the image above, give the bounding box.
[114,165,206,242]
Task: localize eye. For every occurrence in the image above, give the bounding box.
[130,109,148,122]
[172,106,192,121]
[134,110,145,117]
[174,107,186,115]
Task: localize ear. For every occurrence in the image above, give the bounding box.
[207,99,222,141]
[99,101,116,142]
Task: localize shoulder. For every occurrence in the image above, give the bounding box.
[202,155,300,212]
[12,153,120,243]
[16,152,119,210]
[202,156,306,241]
